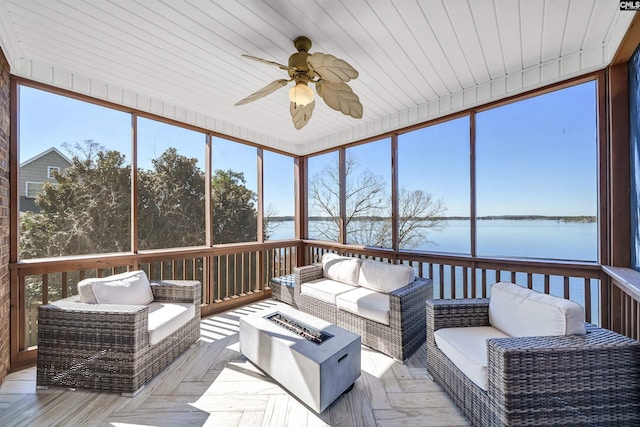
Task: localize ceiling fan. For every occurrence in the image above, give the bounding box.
[235,36,363,130]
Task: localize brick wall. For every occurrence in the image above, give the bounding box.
[0,48,10,384]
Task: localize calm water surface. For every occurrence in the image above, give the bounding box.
[270,219,597,262]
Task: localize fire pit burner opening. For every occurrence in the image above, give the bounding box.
[265,312,333,345]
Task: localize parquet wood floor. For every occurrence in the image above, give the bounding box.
[0,300,470,427]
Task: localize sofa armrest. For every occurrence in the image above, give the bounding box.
[293,264,323,286]
[388,277,433,325]
[389,277,433,300]
[487,323,640,362]
[426,298,490,334]
[150,280,201,305]
[38,297,150,351]
[486,323,640,423]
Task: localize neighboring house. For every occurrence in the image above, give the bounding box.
[19,148,72,213]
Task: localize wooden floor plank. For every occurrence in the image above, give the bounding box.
[0,300,472,427]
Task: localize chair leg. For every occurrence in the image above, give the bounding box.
[121,384,145,398]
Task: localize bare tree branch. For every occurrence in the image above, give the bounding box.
[310,151,447,248]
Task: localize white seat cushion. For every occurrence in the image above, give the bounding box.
[336,287,390,325]
[434,326,510,391]
[78,270,154,305]
[322,253,362,287]
[147,302,196,345]
[301,278,357,305]
[358,260,415,294]
[489,282,586,337]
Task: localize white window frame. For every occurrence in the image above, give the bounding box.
[47,166,60,179]
[25,181,43,198]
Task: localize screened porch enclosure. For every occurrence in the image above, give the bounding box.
[8,63,640,371]
[3,10,640,385]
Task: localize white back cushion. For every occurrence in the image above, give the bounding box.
[77,279,98,304]
[358,260,415,293]
[78,270,154,305]
[322,253,362,286]
[489,282,586,337]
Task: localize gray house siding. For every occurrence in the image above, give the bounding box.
[19,149,72,212]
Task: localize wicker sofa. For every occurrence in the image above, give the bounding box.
[426,282,640,426]
[37,270,201,396]
[292,253,433,361]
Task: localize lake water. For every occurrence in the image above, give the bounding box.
[269,219,598,262]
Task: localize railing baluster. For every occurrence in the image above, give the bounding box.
[61,272,68,298]
[481,269,487,297]
[216,255,222,302]
[584,277,592,323]
[451,265,456,299]
[544,275,550,293]
[42,274,49,305]
[241,252,246,295]
[463,267,469,298]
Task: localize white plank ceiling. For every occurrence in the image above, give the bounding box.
[0,0,634,155]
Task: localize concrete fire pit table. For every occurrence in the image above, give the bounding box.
[239,305,361,413]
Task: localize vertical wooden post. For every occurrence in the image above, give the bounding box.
[339,148,346,245]
[130,113,139,269]
[257,148,265,290]
[295,156,307,266]
[469,112,477,294]
[391,134,399,253]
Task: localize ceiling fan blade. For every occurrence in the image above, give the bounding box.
[290,100,315,130]
[241,54,294,71]
[316,81,363,119]
[307,52,359,83]
[235,79,290,106]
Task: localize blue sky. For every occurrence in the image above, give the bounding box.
[19,80,597,218]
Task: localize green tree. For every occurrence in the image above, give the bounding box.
[310,151,446,248]
[20,141,262,258]
[20,140,131,258]
[137,147,206,249]
[212,169,258,243]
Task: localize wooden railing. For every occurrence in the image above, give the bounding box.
[10,240,301,368]
[303,241,603,324]
[602,266,640,341]
[11,239,640,370]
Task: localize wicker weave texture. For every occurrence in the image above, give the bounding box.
[270,274,296,306]
[426,299,640,427]
[36,280,202,396]
[338,278,432,361]
[291,264,433,361]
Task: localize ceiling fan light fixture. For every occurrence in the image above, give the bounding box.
[288,82,314,107]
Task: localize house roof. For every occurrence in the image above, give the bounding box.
[0,1,635,155]
[19,147,72,168]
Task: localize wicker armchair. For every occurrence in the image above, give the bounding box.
[426,298,640,426]
[294,263,433,361]
[37,280,201,396]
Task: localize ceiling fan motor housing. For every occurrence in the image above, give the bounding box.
[288,36,316,80]
[288,52,313,78]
